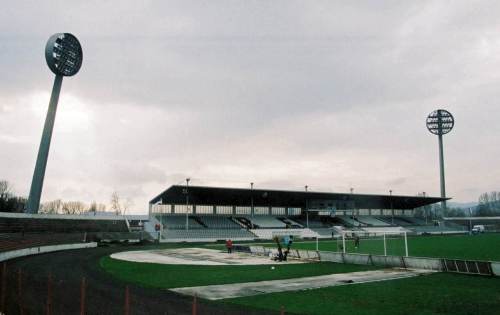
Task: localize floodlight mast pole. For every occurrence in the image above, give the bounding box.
[426,109,454,221]
[26,33,82,213]
[438,130,446,214]
[250,182,254,218]
[305,185,308,228]
[27,75,63,213]
[185,178,190,231]
[390,190,394,226]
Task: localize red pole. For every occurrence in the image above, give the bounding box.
[46,273,52,315]
[124,285,130,315]
[192,294,197,315]
[0,263,6,313]
[280,305,285,315]
[18,269,24,315]
[80,277,86,315]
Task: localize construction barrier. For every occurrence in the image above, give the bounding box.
[236,245,498,276]
[402,256,442,271]
[296,250,320,261]
[442,259,492,275]
[491,262,500,276]
[369,255,407,269]
[316,251,343,263]
[342,253,372,265]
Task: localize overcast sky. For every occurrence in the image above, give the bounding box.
[1,1,499,213]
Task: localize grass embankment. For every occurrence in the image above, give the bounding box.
[225,273,500,315]
[100,256,377,289]
[241,233,500,261]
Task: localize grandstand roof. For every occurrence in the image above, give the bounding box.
[150,185,448,210]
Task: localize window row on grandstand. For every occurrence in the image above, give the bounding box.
[152,204,303,216]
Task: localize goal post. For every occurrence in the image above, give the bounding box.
[339,230,409,257]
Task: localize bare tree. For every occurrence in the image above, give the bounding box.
[110,191,122,215]
[62,201,87,215]
[477,191,500,216]
[41,199,63,214]
[0,180,12,200]
[0,180,25,213]
[122,198,134,215]
[88,201,98,213]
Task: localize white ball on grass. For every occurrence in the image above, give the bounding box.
[271,266,275,270]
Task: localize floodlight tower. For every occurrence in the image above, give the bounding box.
[26,33,83,213]
[426,109,454,215]
[185,178,190,230]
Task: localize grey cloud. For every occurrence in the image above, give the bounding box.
[1,1,500,212]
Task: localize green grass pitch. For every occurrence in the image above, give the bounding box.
[100,234,500,315]
[100,257,377,289]
[224,272,500,315]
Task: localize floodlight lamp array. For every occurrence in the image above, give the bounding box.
[45,33,83,76]
[426,109,454,135]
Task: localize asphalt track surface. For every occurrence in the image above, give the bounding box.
[5,244,274,315]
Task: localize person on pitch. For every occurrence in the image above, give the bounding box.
[226,239,233,254]
[354,234,360,249]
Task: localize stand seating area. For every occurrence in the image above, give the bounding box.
[0,232,85,253]
[356,216,390,226]
[0,213,152,252]
[153,212,470,242]
[0,216,128,233]
[159,215,204,229]
[244,216,287,228]
[197,216,242,229]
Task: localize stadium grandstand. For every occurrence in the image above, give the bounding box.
[149,185,465,242]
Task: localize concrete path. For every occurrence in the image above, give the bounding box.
[171,268,434,300]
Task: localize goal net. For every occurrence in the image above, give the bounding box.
[336,230,409,257]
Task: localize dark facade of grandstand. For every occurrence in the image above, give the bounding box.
[150,185,447,211]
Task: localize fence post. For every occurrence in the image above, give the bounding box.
[383,233,387,256]
[0,263,6,313]
[404,232,408,257]
[280,305,285,315]
[80,277,86,315]
[46,273,52,315]
[18,269,24,315]
[124,285,130,315]
[192,294,197,315]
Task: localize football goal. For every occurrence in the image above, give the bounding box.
[337,230,409,257]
